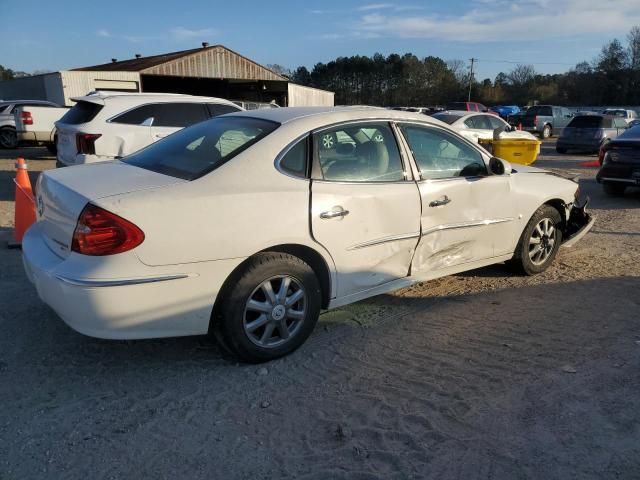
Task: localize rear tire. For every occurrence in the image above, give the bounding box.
[541,124,552,139]
[555,146,567,154]
[510,205,563,276]
[0,127,17,149]
[602,182,626,196]
[214,252,321,363]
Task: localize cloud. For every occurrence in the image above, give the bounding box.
[356,3,394,11]
[353,0,640,42]
[170,26,216,41]
[95,26,216,43]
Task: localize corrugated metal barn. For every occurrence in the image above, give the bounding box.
[0,44,334,107]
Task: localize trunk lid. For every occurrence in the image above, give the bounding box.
[35,162,185,258]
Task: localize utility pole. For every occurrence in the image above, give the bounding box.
[468,58,476,102]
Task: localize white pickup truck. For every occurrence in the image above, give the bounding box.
[13,104,69,153]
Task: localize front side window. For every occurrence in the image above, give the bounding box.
[487,115,506,130]
[400,124,487,180]
[124,116,279,180]
[313,123,405,182]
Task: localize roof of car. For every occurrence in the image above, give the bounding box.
[70,91,239,107]
[230,106,443,125]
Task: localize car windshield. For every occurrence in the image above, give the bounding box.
[432,114,461,125]
[123,116,279,180]
[567,116,606,128]
[59,101,103,124]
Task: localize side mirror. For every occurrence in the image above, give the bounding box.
[489,157,510,175]
[140,117,154,127]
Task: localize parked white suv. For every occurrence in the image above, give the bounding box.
[55,92,242,166]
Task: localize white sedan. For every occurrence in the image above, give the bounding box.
[433,111,538,143]
[23,107,594,362]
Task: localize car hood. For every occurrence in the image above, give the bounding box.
[511,164,549,174]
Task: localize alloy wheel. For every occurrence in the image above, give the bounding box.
[528,218,557,265]
[243,275,307,348]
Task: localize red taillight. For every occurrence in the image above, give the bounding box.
[76,133,101,155]
[21,111,33,125]
[598,145,605,165]
[71,204,144,256]
[533,115,538,125]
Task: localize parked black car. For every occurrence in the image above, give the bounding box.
[596,125,640,195]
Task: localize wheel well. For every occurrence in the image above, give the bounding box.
[209,244,332,332]
[262,244,332,309]
[544,199,567,226]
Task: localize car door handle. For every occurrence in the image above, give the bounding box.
[320,207,350,219]
[429,195,451,207]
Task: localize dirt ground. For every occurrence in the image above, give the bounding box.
[0,144,639,480]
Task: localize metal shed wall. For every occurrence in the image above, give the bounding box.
[0,74,53,101]
[140,46,285,81]
[59,71,141,105]
[287,83,335,107]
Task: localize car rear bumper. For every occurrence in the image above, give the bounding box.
[22,222,245,340]
[597,163,640,185]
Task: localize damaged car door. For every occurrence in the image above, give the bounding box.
[398,123,498,272]
[310,122,422,298]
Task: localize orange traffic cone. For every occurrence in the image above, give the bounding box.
[10,157,36,247]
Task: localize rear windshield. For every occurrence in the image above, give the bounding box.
[123,116,279,180]
[525,106,552,116]
[618,125,640,140]
[568,116,609,128]
[59,101,103,124]
[432,113,460,125]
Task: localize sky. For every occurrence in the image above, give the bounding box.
[2,0,640,81]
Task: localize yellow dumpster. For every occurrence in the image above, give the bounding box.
[478,138,541,166]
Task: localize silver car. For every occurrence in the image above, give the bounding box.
[556,115,628,154]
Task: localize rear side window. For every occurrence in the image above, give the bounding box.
[526,106,552,116]
[112,103,209,127]
[568,116,605,128]
[279,137,308,177]
[207,103,242,117]
[58,101,103,124]
[124,116,279,180]
[446,102,468,111]
[432,114,460,125]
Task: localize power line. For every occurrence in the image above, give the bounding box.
[476,58,577,66]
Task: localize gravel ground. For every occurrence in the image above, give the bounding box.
[0,144,639,479]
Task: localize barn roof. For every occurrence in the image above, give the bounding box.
[73,45,287,82]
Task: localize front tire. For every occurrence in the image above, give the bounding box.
[214,252,321,363]
[510,205,563,275]
[602,182,626,196]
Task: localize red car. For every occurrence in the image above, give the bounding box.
[446,102,499,116]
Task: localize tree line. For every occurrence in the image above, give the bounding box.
[272,25,640,107]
